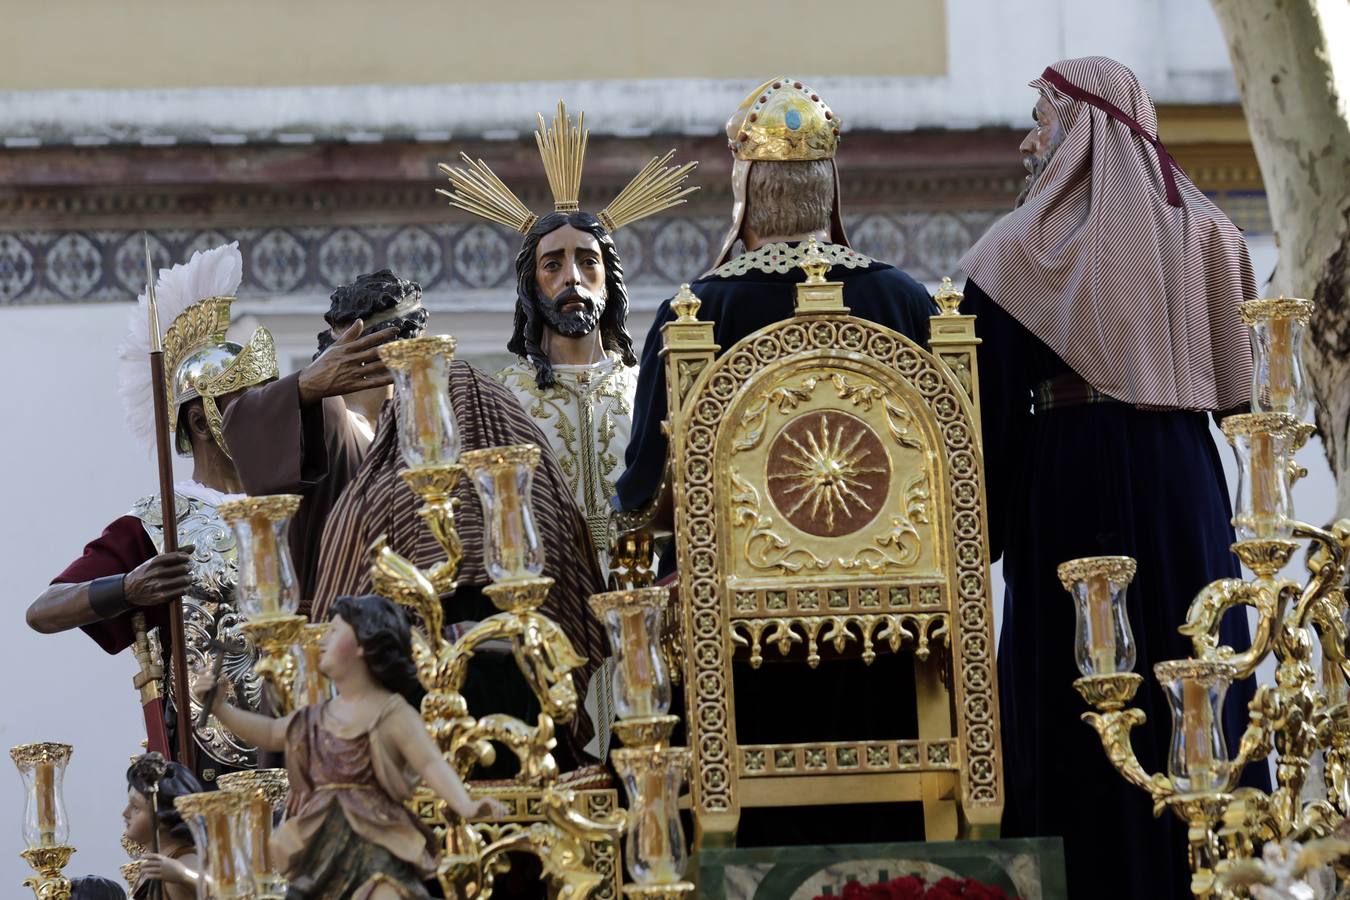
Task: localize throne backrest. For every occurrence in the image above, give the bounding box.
[661,271,1003,831]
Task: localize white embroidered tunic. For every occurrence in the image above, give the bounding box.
[495,355,638,560]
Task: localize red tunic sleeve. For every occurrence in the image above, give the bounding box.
[51,515,162,654]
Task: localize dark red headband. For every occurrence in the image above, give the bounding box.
[1042,66,1184,207]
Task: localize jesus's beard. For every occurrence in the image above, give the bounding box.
[540,285,604,338]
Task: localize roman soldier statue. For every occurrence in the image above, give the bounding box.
[27,242,279,781]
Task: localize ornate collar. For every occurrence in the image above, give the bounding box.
[174,480,244,507]
[704,241,875,279]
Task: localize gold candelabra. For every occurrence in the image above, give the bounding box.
[218,494,307,714]
[1065,296,1350,899]
[218,768,291,899]
[590,586,693,898]
[174,790,255,899]
[11,742,75,900]
[372,334,625,898]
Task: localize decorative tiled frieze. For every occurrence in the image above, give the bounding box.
[0,197,1267,306]
[729,582,944,618]
[0,213,999,305]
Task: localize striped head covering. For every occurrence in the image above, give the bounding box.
[961,56,1255,411]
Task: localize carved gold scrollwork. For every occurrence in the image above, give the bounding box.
[732,464,932,575]
[868,472,931,568]
[675,359,706,400]
[730,468,829,573]
[830,372,923,451]
[733,378,818,452]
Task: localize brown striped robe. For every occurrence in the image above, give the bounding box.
[312,360,608,749]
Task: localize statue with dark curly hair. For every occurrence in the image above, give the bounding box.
[199,594,505,899]
[221,269,424,605]
[496,212,639,568]
[314,269,429,436]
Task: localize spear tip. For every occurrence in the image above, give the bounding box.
[143,233,161,353]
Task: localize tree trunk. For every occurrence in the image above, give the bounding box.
[1209,0,1350,518]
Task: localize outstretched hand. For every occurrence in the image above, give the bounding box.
[298,320,396,405]
[188,668,232,713]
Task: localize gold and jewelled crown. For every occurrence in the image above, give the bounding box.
[438,100,698,235]
[726,77,840,162]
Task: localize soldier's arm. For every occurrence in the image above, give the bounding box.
[28,549,196,634]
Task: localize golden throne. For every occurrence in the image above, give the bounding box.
[614,250,1003,847]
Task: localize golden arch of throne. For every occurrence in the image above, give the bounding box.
[614,252,1004,847]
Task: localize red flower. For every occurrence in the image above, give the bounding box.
[886,875,927,900]
[959,879,1011,900]
[924,878,965,900]
[838,880,873,900]
[816,874,1015,900]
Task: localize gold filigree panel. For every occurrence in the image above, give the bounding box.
[670,315,1001,822]
[739,739,959,777]
[412,786,621,900]
[722,362,943,579]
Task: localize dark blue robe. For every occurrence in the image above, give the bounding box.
[963,279,1268,899]
[614,247,937,846]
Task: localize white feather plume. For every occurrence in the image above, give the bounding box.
[117,242,244,448]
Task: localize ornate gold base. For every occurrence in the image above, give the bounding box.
[622,883,695,898]
[611,715,680,749]
[240,613,307,645]
[1168,792,1232,822]
[1073,673,1143,711]
[218,767,292,810]
[1232,540,1299,578]
[482,577,554,613]
[241,614,307,711]
[400,463,463,502]
[21,845,75,900]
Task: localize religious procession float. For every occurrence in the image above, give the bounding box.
[12,68,1349,900]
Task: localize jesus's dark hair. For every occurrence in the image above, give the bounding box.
[510,211,636,388]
